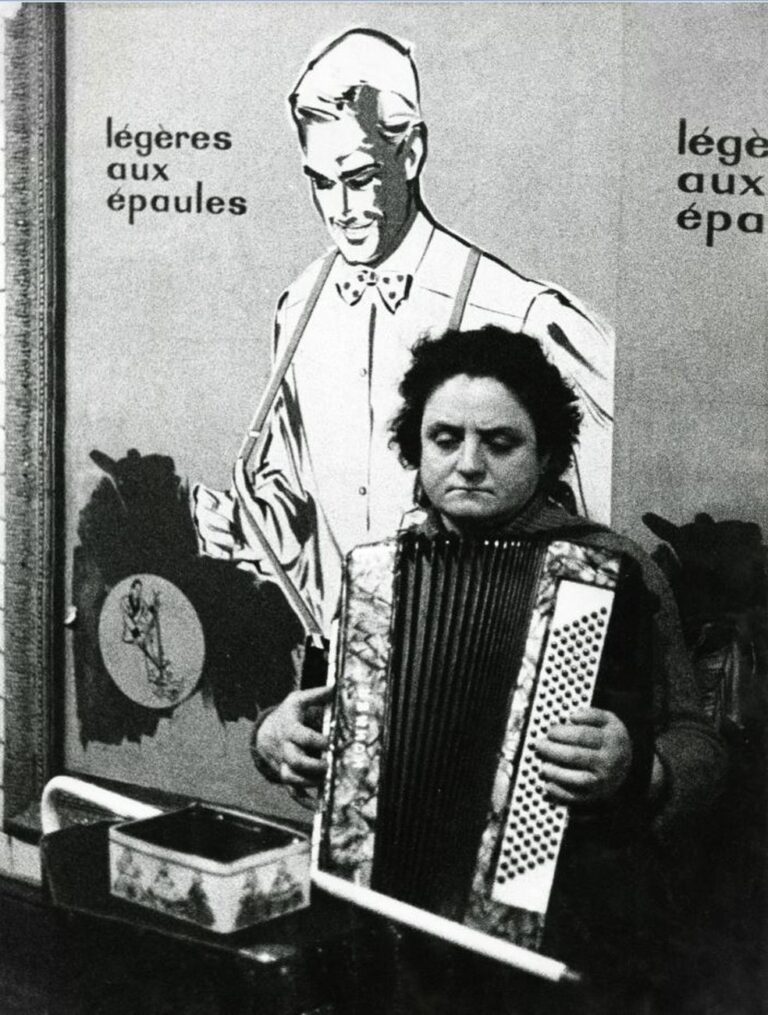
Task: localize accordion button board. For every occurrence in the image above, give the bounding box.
[491,579,614,913]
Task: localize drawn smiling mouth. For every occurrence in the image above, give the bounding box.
[339,224,371,238]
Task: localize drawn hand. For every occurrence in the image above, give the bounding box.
[191,483,239,559]
[256,684,334,788]
[192,480,266,573]
[229,459,278,577]
[536,707,632,804]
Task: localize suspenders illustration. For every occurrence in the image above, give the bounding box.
[234,244,482,636]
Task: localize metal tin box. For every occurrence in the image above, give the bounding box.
[108,803,310,933]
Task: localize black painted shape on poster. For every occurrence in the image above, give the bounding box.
[72,448,301,746]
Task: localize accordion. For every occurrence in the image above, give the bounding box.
[312,531,655,980]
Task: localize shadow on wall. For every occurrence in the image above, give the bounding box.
[71,448,301,746]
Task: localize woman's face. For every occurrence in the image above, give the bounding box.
[419,374,547,534]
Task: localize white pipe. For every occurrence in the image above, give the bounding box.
[41,775,162,835]
[312,869,580,984]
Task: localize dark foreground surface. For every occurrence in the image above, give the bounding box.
[0,817,764,1015]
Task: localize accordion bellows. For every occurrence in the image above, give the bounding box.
[313,531,653,977]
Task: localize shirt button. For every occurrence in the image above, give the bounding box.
[358,486,367,496]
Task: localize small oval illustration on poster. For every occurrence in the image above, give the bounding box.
[98,573,205,709]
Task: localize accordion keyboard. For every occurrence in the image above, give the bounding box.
[491,580,614,912]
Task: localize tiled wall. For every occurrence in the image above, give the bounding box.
[0,11,41,885]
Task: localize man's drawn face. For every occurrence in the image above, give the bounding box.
[302,113,418,266]
[419,374,546,534]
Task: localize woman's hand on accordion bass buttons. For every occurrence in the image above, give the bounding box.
[256,685,334,788]
[536,707,633,804]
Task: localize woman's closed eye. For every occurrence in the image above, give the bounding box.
[485,432,522,453]
[427,427,462,451]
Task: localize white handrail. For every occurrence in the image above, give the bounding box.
[41,775,162,835]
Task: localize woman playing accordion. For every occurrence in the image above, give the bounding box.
[252,325,725,1011]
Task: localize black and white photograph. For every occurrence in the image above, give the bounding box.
[0,2,765,1013]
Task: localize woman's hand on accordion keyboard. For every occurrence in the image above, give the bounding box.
[536,707,633,804]
[255,684,334,788]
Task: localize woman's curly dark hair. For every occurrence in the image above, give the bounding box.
[389,325,582,492]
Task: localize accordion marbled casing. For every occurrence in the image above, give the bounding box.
[313,532,654,975]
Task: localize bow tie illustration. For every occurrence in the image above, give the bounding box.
[335,267,412,314]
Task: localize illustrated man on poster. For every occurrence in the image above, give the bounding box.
[193,28,614,631]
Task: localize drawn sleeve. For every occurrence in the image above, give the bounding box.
[523,289,616,523]
[234,294,318,574]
